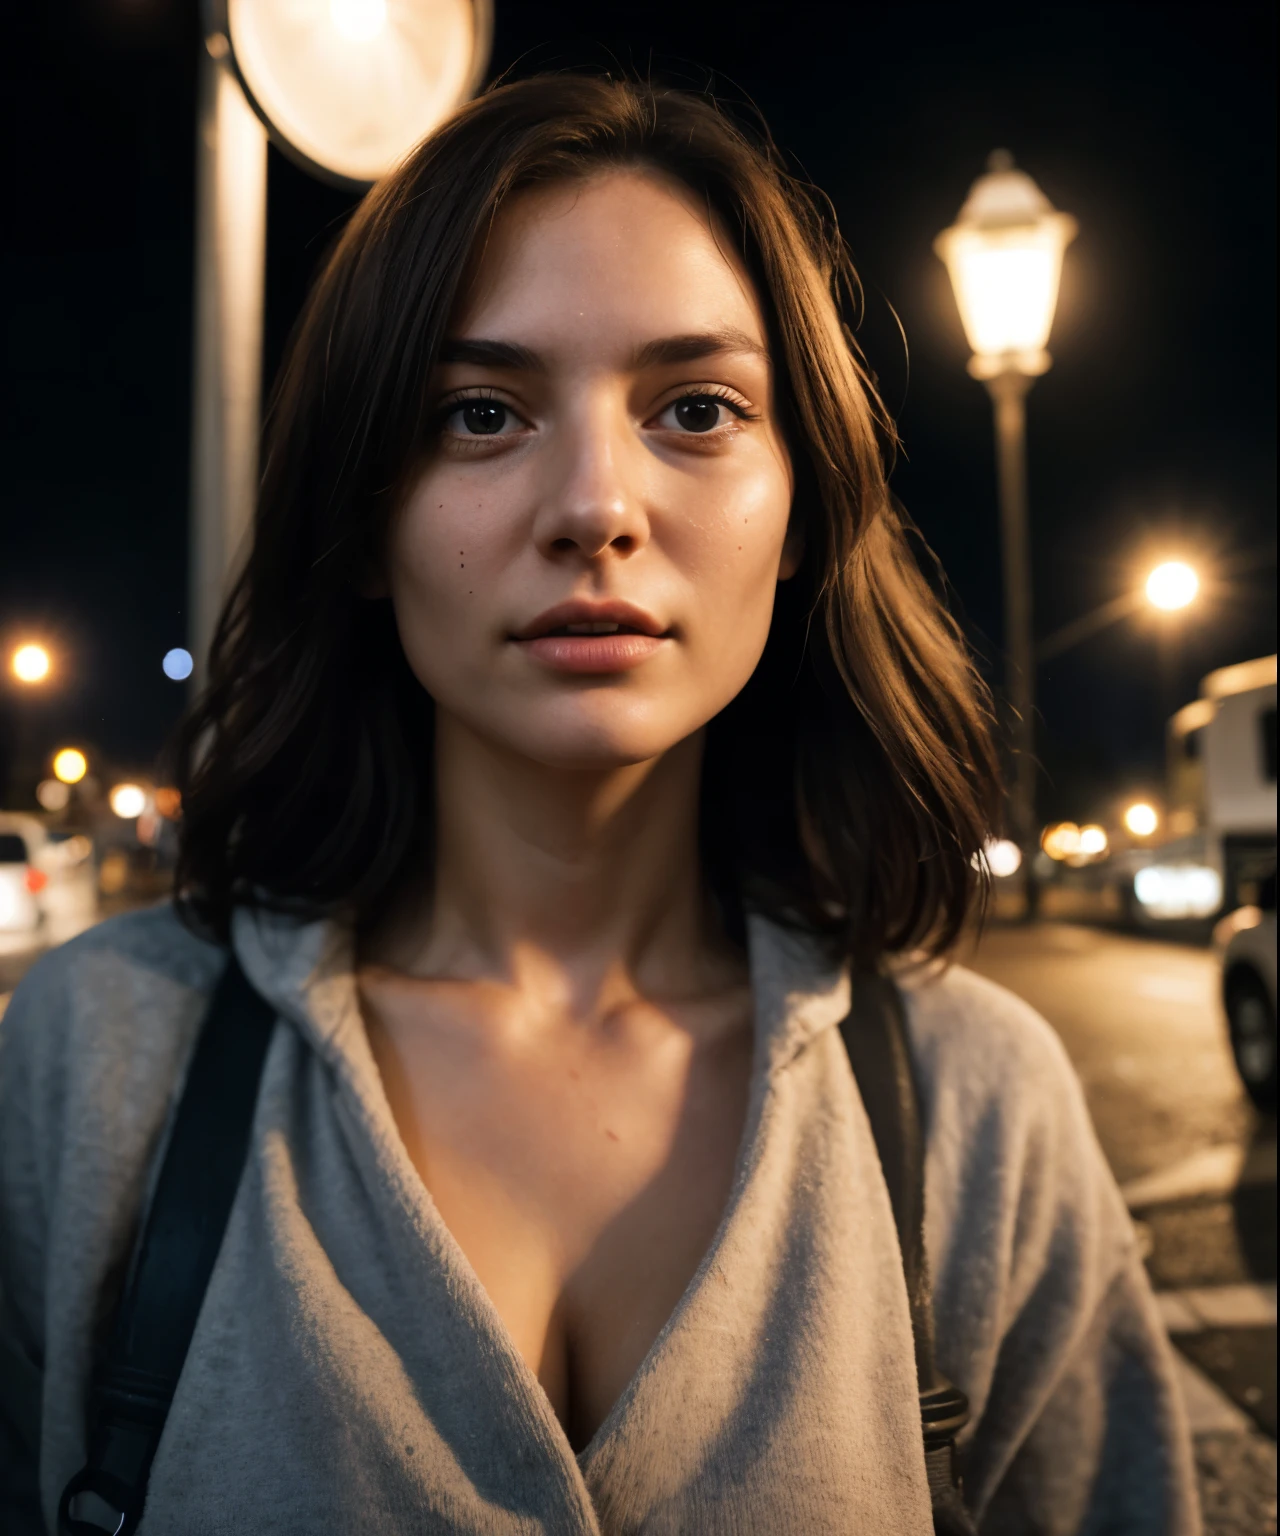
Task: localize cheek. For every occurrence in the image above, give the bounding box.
[385,479,504,689]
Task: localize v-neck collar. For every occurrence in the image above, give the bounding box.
[231,904,855,1508]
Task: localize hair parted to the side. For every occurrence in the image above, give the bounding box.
[173,71,1003,967]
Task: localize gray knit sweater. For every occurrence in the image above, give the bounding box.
[0,903,1198,1534]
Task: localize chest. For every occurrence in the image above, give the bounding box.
[359,978,754,1449]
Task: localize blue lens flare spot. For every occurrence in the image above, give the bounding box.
[162,648,194,681]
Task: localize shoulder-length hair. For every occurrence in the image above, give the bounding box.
[174,72,1002,966]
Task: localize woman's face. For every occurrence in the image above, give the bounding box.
[389,169,797,770]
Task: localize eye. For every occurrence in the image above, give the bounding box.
[444,398,521,437]
[652,392,750,434]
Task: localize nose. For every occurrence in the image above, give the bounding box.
[531,395,651,562]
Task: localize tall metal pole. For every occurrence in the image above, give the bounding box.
[986,370,1038,914]
[189,41,268,689]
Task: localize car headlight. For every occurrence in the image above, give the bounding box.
[1133,864,1223,919]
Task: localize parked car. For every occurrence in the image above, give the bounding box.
[0,817,46,934]
[1216,869,1277,1111]
[0,813,99,942]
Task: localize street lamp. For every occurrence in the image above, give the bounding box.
[189,0,492,682]
[936,151,1077,908]
[1145,560,1198,612]
[10,643,51,685]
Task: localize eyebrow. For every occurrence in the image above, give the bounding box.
[436,328,770,372]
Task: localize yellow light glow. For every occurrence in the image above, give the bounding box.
[934,153,1077,373]
[1145,561,1199,611]
[1078,825,1109,857]
[109,783,148,820]
[53,748,88,785]
[1124,803,1159,837]
[329,0,386,42]
[938,231,1068,359]
[1040,822,1081,861]
[227,0,480,185]
[11,643,51,684]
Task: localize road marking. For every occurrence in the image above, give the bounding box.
[1157,1283,1278,1333]
[1171,1350,1254,1435]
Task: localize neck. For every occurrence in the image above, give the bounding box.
[369,710,736,1008]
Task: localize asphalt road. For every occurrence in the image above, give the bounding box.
[964,920,1278,1536]
[3,913,1276,1530]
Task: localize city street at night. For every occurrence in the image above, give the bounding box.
[966,920,1277,1533]
[2,3,1273,1530]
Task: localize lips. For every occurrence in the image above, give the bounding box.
[511,599,671,674]
[512,599,668,642]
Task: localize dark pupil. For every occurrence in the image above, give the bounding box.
[674,397,720,433]
[462,401,505,435]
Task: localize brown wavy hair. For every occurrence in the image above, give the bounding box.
[174,73,1002,965]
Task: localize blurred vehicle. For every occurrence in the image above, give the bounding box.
[1104,655,1275,929]
[0,820,43,933]
[1215,870,1277,1111]
[0,812,99,942]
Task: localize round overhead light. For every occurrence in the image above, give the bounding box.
[213,0,493,189]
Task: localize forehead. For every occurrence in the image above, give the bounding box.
[452,169,767,355]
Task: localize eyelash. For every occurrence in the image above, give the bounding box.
[433,383,760,437]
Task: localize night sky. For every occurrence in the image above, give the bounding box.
[2,1,1275,821]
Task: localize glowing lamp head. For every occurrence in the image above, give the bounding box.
[1124,802,1159,837]
[220,0,491,189]
[109,783,148,820]
[11,644,51,684]
[935,150,1077,378]
[329,0,386,42]
[53,748,88,785]
[1145,561,1198,612]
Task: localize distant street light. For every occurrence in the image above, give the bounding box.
[1036,556,1203,663]
[11,643,51,684]
[1124,802,1160,837]
[53,748,88,785]
[109,783,148,820]
[190,1,492,683]
[936,152,1077,911]
[1145,560,1199,612]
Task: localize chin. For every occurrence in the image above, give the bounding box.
[495,695,699,771]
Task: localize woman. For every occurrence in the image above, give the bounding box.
[0,76,1196,1534]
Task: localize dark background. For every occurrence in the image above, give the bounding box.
[2,1,1275,818]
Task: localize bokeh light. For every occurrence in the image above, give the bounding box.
[11,643,50,683]
[37,779,71,811]
[1124,802,1159,837]
[1145,561,1199,612]
[1078,825,1109,857]
[53,748,88,784]
[109,783,148,819]
[982,838,1023,878]
[162,647,194,681]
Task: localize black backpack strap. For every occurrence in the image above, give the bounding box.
[841,971,976,1536]
[58,955,275,1536]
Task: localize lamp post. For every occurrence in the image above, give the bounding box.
[189,0,492,682]
[935,151,1077,912]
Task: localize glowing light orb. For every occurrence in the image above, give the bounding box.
[109,783,148,820]
[12,644,50,683]
[1124,803,1159,837]
[53,748,88,784]
[163,647,194,681]
[1145,561,1198,612]
[329,0,386,42]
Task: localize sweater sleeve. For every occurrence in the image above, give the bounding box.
[901,965,1200,1536]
